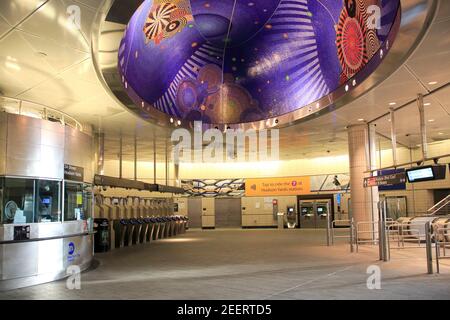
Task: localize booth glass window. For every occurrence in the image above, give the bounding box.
[2,178,35,224]
[64,182,93,222]
[34,180,61,223]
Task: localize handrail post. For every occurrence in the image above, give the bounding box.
[326,201,331,246]
[425,221,433,274]
[350,218,355,253]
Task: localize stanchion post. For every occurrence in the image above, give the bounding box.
[425,221,433,274]
[378,202,384,261]
[350,218,355,253]
[383,200,390,262]
[326,202,331,246]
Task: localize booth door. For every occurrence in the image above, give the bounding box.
[187,198,202,228]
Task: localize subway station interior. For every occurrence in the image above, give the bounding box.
[0,0,450,301]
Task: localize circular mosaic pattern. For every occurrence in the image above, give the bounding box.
[120,0,401,125]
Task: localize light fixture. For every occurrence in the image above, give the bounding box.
[170,118,174,123]
[389,102,396,106]
[358,118,365,122]
[428,119,435,122]
[177,120,181,125]
[438,132,444,135]
[424,103,431,106]
[428,81,438,85]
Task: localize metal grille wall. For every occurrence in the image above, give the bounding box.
[215,198,242,228]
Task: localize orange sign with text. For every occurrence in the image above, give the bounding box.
[245,177,311,196]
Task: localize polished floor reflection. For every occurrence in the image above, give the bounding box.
[1,229,449,300]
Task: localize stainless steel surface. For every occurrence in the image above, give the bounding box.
[119,134,122,179]
[64,126,94,183]
[0,233,93,291]
[0,113,6,175]
[97,132,105,175]
[0,113,93,182]
[215,198,241,228]
[187,198,202,228]
[134,135,137,181]
[5,113,64,179]
[390,107,398,166]
[153,137,156,184]
[425,221,433,274]
[91,0,437,131]
[417,93,428,160]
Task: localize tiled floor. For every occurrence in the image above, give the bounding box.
[1,229,449,300]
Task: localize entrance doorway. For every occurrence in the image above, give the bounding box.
[298,195,334,229]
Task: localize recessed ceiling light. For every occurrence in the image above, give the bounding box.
[428,119,435,122]
[389,102,396,106]
[177,120,181,125]
[428,81,438,85]
[438,132,444,135]
[424,103,431,106]
[358,118,365,122]
[170,118,174,123]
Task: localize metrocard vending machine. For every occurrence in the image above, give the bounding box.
[286,206,297,229]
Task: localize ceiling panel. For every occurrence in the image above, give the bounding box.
[16,0,94,53]
[0,0,47,26]
[0,30,56,96]
[407,17,450,90]
[20,31,89,72]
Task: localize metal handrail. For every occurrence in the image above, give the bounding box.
[355,221,379,252]
[434,224,450,274]
[427,194,450,216]
[0,96,83,131]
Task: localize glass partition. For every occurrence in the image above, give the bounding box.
[2,178,35,224]
[35,180,61,223]
[64,182,93,222]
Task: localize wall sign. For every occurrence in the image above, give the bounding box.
[245,177,311,197]
[378,169,406,191]
[364,172,406,188]
[64,164,84,182]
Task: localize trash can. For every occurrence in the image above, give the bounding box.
[94,218,110,252]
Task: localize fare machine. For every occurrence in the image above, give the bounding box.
[299,199,331,229]
[286,206,297,229]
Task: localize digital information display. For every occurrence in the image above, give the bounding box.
[406,166,435,183]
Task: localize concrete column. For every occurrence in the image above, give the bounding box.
[347,124,379,240]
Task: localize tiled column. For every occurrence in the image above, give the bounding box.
[347,124,379,240]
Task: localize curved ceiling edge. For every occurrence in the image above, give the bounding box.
[91,0,438,131]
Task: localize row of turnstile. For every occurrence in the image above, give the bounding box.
[94,196,189,249]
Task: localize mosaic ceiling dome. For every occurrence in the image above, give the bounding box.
[118,0,401,125]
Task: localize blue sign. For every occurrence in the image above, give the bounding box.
[336,193,342,206]
[378,169,406,191]
[68,242,75,256]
